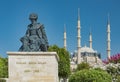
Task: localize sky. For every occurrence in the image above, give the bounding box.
[0,0,120,59]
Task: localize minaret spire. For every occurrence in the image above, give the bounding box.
[78,8,80,20]
[64,24,67,50]
[108,13,110,25]
[77,8,81,64]
[107,13,111,59]
[89,28,92,48]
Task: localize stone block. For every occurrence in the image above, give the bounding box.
[7,52,59,82]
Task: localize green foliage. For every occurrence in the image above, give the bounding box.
[0,57,8,78]
[77,62,90,71]
[48,45,71,78]
[94,67,106,72]
[116,75,120,82]
[106,66,117,75]
[69,69,112,82]
[0,78,6,82]
[106,65,120,81]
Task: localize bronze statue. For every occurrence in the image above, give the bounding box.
[19,13,49,51]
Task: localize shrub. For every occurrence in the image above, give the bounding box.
[116,75,120,82]
[0,57,8,78]
[0,79,6,82]
[69,69,112,82]
[106,66,117,75]
[77,62,90,71]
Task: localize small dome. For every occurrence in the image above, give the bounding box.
[81,45,97,53]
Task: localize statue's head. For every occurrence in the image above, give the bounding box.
[29,13,38,21]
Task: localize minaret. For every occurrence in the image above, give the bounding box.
[77,8,81,64]
[89,29,92,48]
[64,24,67,50]
[107,14,111,59]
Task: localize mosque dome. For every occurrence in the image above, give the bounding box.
[81,45,97,53]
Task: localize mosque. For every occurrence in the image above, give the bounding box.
[63,9,111,71]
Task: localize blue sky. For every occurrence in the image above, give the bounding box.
[0,0,120,59]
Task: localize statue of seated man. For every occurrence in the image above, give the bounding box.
[19,13,49,51]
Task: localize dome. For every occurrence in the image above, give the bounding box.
[81,45,97,53]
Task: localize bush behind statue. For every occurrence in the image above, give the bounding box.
[69,69,112,82]
[0,79,6,82]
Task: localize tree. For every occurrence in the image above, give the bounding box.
[0,57,8,78]
[77,62,90,71]
[106,66,117,75]
[103,53,120,64]
[48,45,71,82]
[116,75,120,82]
[106,65,120,82]
[69,69,112,82]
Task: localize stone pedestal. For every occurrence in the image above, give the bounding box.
[7,52,59,82]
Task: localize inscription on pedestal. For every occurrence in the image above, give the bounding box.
[16,61,46,73]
